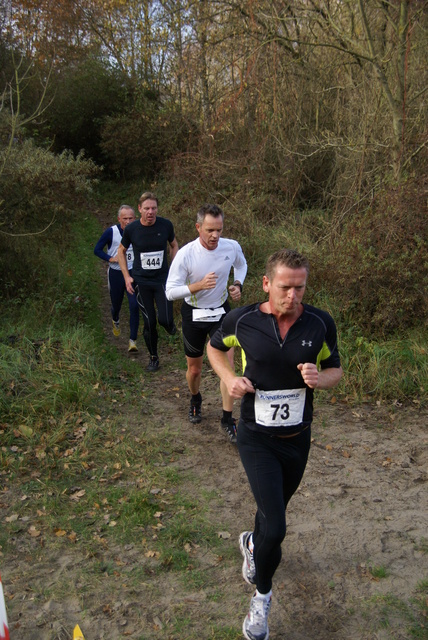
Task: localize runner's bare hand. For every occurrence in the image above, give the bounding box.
[228,284,242,302]
[228,376,255,399]
[200,272,218,290]
[297,362,318,389]
[125,276,135,295]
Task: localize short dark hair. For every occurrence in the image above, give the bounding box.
[265,248,310,280]
[138,191,158,206]
[196,204,224,224]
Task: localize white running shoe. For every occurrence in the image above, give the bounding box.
[239,531,256,584]
[243,592,272,640]
[128,339,138,352]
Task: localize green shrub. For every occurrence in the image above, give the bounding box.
[317,177,427,335]
[100,102,199,179]
[43,56,131,163]
[0,139,100,295]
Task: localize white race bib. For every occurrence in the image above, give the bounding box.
[254,388,306,427]
[140,250,164,270]
[126,247,134,270]
[192,307,226,323]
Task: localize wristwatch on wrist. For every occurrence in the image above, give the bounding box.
[234,282,243,293]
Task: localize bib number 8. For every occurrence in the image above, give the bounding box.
[271,403,290,421]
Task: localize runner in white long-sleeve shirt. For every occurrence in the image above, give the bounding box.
[166,204,247,443]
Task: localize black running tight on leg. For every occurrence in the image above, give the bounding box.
[237,424,311,594]
[135,281,175,356]
[135,284,158,356]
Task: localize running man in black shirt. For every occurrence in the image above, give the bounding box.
[118,192,178,371]
[207,248,343,640]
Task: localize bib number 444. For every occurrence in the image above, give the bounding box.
[140,250,164,270]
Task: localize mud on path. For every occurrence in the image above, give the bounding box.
[2,236,427,640]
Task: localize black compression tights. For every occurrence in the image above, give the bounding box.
[135,282,175,356]
[237,423,311,594]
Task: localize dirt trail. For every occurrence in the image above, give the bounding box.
[1,215,426,640]
[90,266,427,639]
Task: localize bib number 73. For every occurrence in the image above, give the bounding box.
[254,388,306,427]
[270,403,290,421]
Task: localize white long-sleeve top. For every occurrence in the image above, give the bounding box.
[165,237,247,308]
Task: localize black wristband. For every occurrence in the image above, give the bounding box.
[234,282,243,293]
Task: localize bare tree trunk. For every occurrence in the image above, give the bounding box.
[196,0,211,129]
[358,0,409,181]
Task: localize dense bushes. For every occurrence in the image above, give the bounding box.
[316,178,428,335]
[158,159,427,340]
[100,103,199,179]
[43,57,131,164]
[0,139,100,297]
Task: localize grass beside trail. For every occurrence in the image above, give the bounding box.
[0,210,222,566]
[1,208,245,638]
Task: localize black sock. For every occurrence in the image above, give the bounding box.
[222,410,232,422]
[191,392,202,404]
